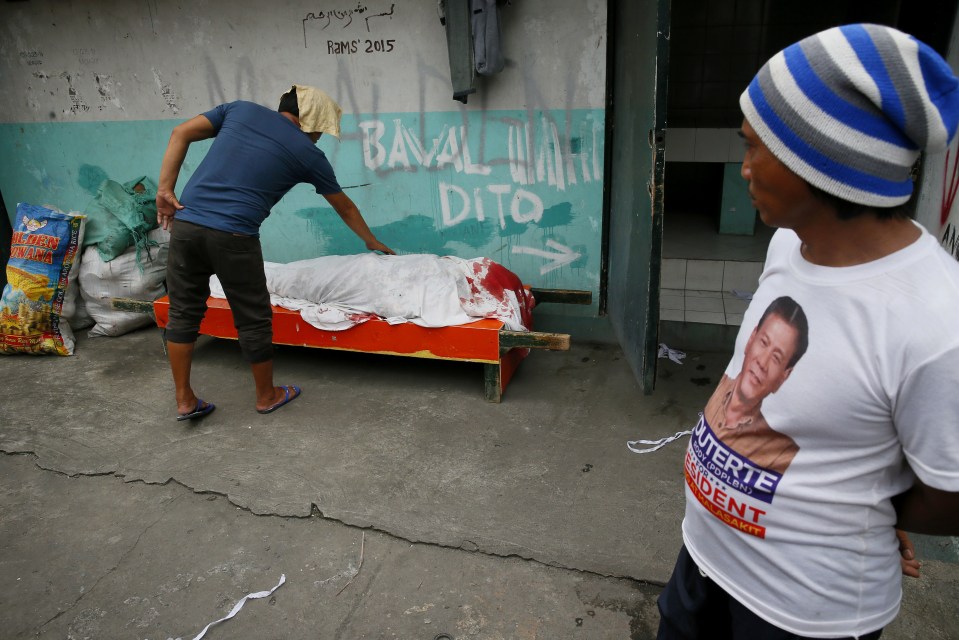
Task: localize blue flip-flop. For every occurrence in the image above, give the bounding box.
[176,399,215,421]
[257,385,301,414]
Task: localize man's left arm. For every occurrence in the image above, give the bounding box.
[892,344,959,537]
[893,478,959,536]
[322,191,394,254]
[156,114,217,230]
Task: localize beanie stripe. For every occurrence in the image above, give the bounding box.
[816,29,882,108]
[740,23,959,207]
[856,25,942,150]
[802,36,884,123]
[745,78,914,204]
[764,55,916,169]
[785,37,913,148]
[873,26,956,148]
[919,56,959,143]
[842,25,910,137]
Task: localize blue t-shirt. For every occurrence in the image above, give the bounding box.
[177,101,341,236]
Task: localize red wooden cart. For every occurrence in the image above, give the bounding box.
[139,287,590,402]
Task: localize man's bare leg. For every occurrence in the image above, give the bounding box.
[168,341,200,414]
[251,359,291,411]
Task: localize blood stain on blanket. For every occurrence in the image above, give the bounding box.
[469,259,534,329]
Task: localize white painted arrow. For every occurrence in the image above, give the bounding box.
[512,240,581,275]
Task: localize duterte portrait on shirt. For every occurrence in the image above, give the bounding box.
[703,296,809,475]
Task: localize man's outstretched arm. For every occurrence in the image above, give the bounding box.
[323,191,394,254]
[156,115,216,230]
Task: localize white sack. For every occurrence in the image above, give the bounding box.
[79,228,169,336]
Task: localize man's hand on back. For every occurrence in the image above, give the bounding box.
[156,188,183,231]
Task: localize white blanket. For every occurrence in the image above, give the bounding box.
[209,254,532,332]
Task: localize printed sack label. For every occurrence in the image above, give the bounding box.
[0,203,85,355]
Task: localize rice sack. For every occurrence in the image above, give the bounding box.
[0,203,86,355]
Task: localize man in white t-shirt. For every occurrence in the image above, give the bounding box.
[657,24,959,640]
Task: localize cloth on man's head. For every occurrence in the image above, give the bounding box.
[740,23,959,207]
[290,84,342,138]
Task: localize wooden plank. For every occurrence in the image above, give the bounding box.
[484,362,502,403]
[499,330,570,351]
[483,349,528,403]
[529,288,592,305]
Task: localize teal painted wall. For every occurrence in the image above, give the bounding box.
[719,162,756,236]
[0,108,605,298]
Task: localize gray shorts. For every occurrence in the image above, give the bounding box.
[165,219,273,363]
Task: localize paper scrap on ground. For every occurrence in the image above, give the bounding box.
[627,429,693,454]
[657,343,686,364]
[182,574,286,640]
[730,289,753,301]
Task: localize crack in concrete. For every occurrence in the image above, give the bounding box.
[36,492,182,633]
[333,545,384,640]
[1,448,663,588]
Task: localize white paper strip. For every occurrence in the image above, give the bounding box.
[627,430,692,454]
[186,574,286,640]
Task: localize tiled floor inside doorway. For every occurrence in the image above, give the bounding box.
[661,209,774,327]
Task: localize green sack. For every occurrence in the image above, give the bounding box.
[82,176,159,263]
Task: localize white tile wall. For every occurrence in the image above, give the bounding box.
[685,311,727,324]
[660,289,685,310]
[661,308,685,321]
[722,295,750,315]
[666,129,696,162]
[659,125,763,328]
[661,259,687,290]
[666,128,743,164]
[685,260,724,291]
[659,258,764,326]
[694,129,731,163]
[685,294,724,313]
[722,261,763,292]
[727,129,745,162]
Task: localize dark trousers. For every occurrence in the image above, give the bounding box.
[165,220,273,363]
[657,546,883,640]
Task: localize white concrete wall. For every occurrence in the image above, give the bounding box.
[0,0,607,121]
[916,11,959,258]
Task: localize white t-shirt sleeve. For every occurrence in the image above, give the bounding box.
[894,343,959,491]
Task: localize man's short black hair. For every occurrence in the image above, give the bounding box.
[757,296,809,369]
[807,183,913,221]
[278,88,298,116]
[806,158,921,221]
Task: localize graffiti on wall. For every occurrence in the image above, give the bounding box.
[941,146,959,261]
[19,49,44,67]
[360,116,601,224]
[302,2,396,47]
[341,113,600,273]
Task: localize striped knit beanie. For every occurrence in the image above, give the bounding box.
[740,24,959,207]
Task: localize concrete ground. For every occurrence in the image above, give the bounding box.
[0,328,956,640]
